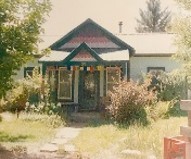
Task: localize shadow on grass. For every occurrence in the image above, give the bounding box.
[0,144,55,159]
[86,118,113,127]
[0,131,34,142]
[68,112,113,128]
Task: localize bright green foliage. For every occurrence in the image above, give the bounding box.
[136,0,171,32]
[108,80,156,125]
[0,0,51,98]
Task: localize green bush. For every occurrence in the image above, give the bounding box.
[146,71,187,101]
[143,71,187,119]
[3,67,51,118]
[146,101,172,121]
[107,80,156,125]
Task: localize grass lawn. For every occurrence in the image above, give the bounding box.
[0,112,64,152]
[73,117,187,159]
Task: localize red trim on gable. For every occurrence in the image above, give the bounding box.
[71,50,97,62]
[69,37,110,43]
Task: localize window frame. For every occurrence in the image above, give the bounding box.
[24,67,35,77]
[106,67,121,93]
[147,67,165,73]
[58,67,73,100]
[47,68,56,91]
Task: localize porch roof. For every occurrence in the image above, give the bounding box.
[39,51,69,62]
[100,50,129,61]
[39,49,129,63]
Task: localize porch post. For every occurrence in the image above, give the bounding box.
[74,70,79,103]
[124,62,128,81]
[100,67,104,97]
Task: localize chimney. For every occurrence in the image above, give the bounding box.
[119,21,123,33]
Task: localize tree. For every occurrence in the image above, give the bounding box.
[171,0,191,100]
[0,0,51,98]
[172,0,191,82]
[136,0,171,33]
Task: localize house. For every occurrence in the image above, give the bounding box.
[16,19,181,111]
[117,33,180,80]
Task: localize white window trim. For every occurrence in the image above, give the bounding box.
[47,69,56,91]
[58,67,72,100]
[106,67,121,93]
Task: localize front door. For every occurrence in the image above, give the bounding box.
[79,71,99,110]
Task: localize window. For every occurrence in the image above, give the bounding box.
[147,67,165,76]
[58,67,72,100]
[147,67,165,88]
[47,69,56,91]
[24,67,34,77]
[106,67,121,92]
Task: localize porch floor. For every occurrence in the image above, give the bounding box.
[68,112,104,127]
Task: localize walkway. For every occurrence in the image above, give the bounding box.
[39,127,82,158]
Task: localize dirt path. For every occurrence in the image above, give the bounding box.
[0,127,84,159]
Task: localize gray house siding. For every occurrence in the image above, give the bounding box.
[130,56,181,80]
[14,58,41,80]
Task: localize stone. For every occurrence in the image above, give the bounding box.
[180,100,191,111]
[51,138,68,145]
[121,149,142,156]
[180,126,191,138]
[55,127,81,139]
[64,144,76,152]
[40,143,58,152]
[147,155,157,159]
[188,112,191,127]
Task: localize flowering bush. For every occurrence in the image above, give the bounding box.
[107,80,156,125]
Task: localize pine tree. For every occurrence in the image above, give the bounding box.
[136,0,171,33]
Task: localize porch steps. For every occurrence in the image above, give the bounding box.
[69,112,101,124]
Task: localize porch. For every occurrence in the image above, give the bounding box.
[38,19,135,111]
[45,63,129,112]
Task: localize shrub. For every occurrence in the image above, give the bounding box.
[142,70,188,119]
[107,80,156,125]
[4,67,51,118]
[146,71,187,101]
[145,101,172,121]
[25,102,63,117]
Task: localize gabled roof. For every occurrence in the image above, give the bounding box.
[63,42,103,63]
[50,18,135,55]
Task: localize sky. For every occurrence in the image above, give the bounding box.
[41,0,181,48]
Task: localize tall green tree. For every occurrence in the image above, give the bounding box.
[173,0,191,74]
[136,0,171,33]
[0,0,51,98]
